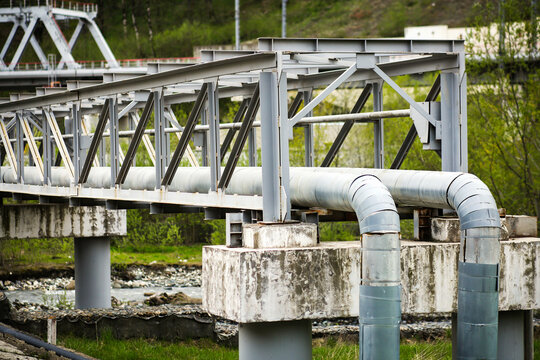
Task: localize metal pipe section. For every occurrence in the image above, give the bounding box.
[290,170,401,359]
[74,237,111,309]
[0,323,92,360]
[2,166,500,357]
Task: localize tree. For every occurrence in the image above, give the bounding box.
[467,0,539,218]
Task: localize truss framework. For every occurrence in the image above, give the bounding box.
[0,1,117,71]
[0,38,467,221]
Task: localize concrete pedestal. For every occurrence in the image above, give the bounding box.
[74,237,111,309]
[239,320,312,360]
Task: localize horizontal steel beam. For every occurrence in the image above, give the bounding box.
[0,53,278,112]
[258,37,465,54]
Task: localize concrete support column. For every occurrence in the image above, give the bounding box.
[498,310,534,360]
[239,320,312,360]
[74,237,111,309]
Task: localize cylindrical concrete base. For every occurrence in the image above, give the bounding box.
[74,237,111,309]
[239,320,312,360]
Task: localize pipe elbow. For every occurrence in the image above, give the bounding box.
[447,173,501,230]
[348,174,400,234]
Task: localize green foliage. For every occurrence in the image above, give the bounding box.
[0,237,73,266]
[320,222,359,242]
[466,0,539,219]
[115,210,215,248]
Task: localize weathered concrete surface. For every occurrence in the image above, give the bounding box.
[505,215,538,238]
[242,223,317,248]
[0,205,126,239]
[203,238,540,322]
[431,215,537,242]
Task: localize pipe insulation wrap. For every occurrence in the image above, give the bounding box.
[358,285,401,360]
[447,173,501,230]
[456,262,499,359]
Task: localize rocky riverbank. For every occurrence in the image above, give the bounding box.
[0,265,201,292]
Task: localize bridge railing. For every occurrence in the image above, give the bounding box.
[4,57,199,71]
[1,0,97,12]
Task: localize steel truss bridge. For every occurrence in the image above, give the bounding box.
[0,36,516,359]
[0,0,197,89]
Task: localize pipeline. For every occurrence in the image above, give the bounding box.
[1,166,501,358]
[0,323,91,360]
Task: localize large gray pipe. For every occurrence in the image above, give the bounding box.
[2,166,500,358]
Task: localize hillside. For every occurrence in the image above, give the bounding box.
[1,0,480,63]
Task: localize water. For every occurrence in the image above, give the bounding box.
[4,286,202,307]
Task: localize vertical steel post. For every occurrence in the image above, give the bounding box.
[154,89,166,188]
[15,112,23,184]
[372,81,384,168]
[71,102,81,183]
[207,82,221,191]
[42,109,51,185]
[459,72,468,172]
[440,72,461,172]
[259,72,280,222]
[303,89,314,167]
[74,237,111,309]
[201,107,208,167]
[248,127,256,166]
[278,73,291,219]
[109,96,119,185]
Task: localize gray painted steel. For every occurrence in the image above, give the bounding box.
[74,237,111,309]
[239,320,311,360]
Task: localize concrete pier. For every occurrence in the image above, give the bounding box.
[74,237,111,309]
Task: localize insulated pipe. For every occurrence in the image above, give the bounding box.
[2,166,500,357]
[2,166,402,359]
[0,323,92,360]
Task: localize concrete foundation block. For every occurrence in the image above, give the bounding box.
[203,239,540,322]
[0,205,126,239]
[505,215,538,238]
[430,216,538,242]
[242,222,317,249]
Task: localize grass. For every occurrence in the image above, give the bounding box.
[111,244,203,266]
[61,332,459,360]
[59,333,540,360]
[0,239,204,270]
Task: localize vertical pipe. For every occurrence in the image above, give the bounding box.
[74,237,111,309]
[259,72,280,222]
[372,82,384,168]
